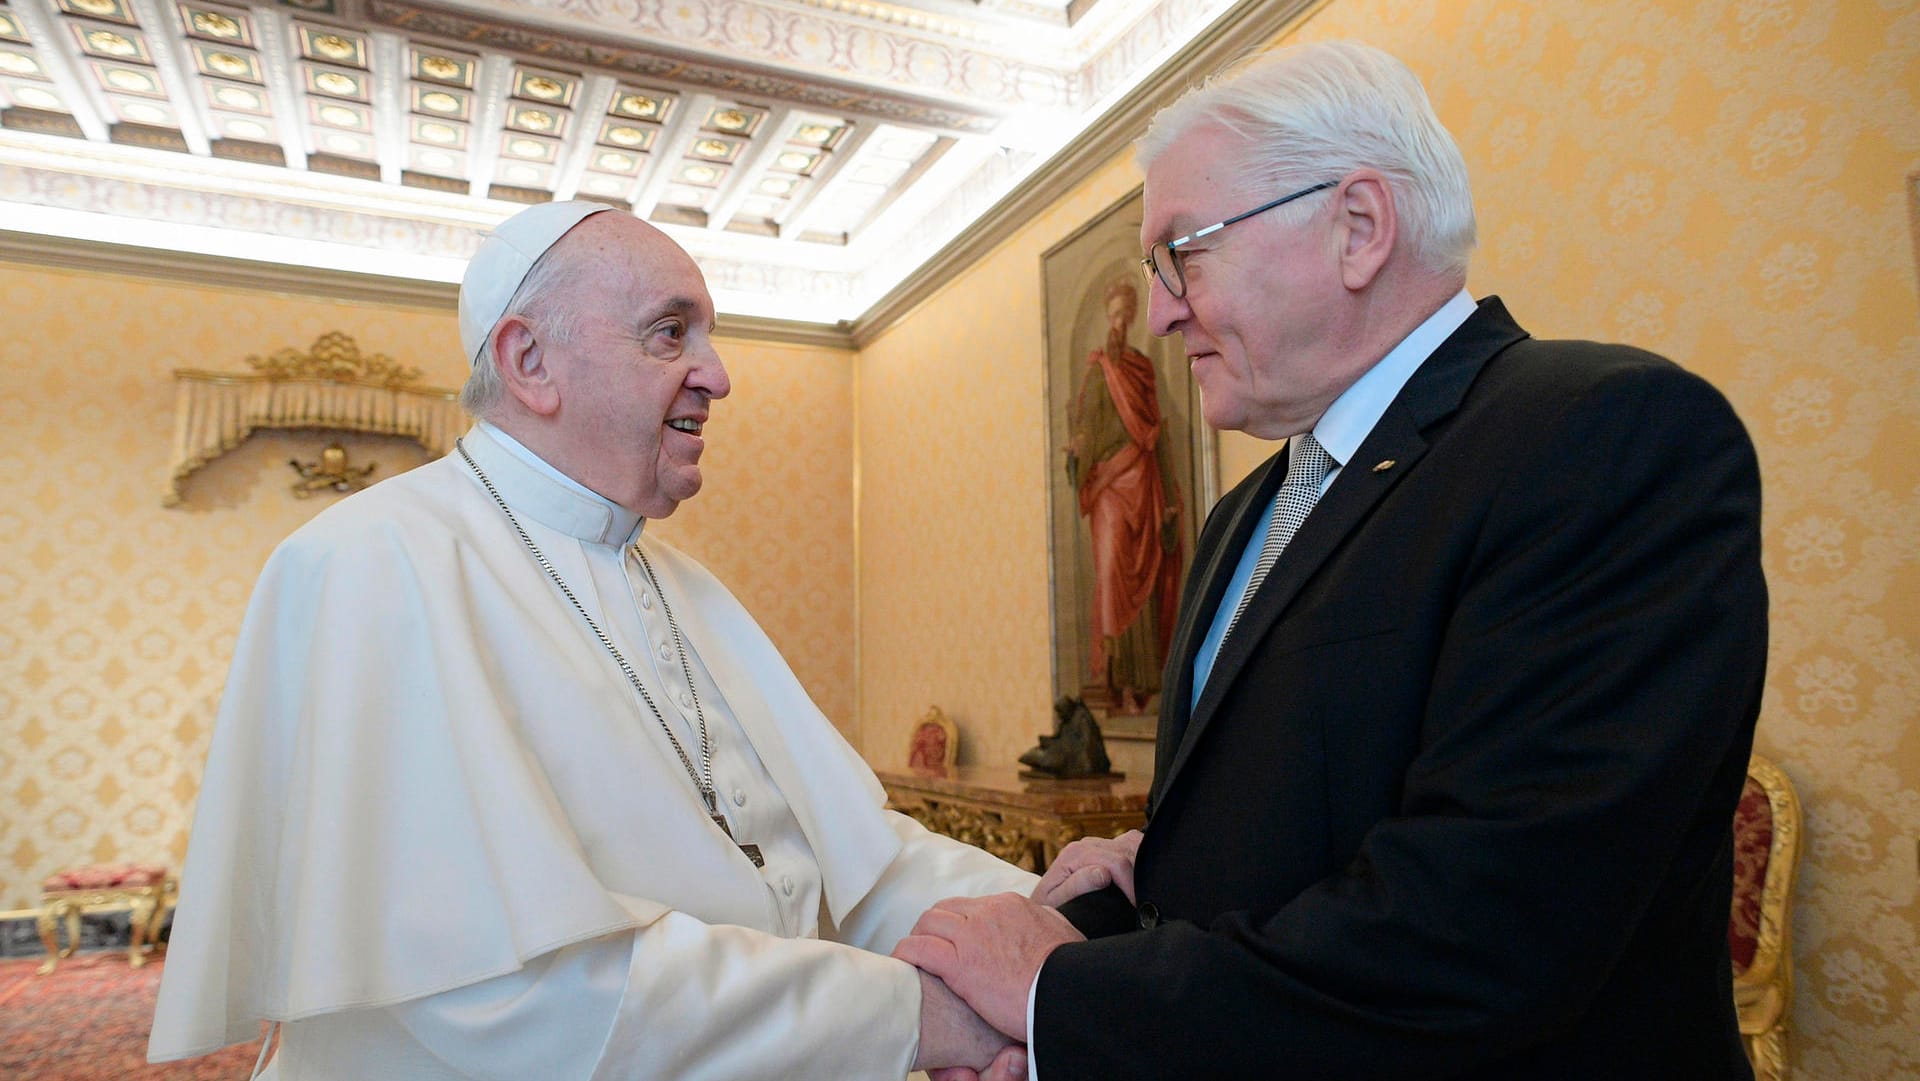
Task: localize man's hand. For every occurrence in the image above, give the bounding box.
[895,893,1086,1041]
[912,969,1016,1075]
[1031,829,1142,908]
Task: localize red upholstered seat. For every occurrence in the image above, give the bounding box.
[42,863,169,891]
[1728,775,1773,973]
[1730,755,1799,1081]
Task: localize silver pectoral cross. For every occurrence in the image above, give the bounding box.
[709,809,765,868]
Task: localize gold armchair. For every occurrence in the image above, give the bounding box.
[1730,754,1801,1080]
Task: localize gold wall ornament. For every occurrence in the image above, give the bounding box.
[243,331,423,389]
[289,442,377,498]
[166,331,464,507]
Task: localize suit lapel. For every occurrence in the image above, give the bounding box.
[1154,297,1530,805]
[1152,452,1290,806]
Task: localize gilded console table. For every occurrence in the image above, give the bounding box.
[876,765,1150,872]
[37,864,177,974]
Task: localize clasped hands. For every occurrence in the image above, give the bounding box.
[900,830,1141,1081]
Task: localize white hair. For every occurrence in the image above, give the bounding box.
[1137,40,1476,278]
[458,237,588,416]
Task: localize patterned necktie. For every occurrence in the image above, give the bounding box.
[1220,432,1335,645]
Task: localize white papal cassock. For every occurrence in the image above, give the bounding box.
[150,422,1036,1079]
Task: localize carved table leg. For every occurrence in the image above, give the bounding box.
[36,902,61,975]
[129,889,159,967]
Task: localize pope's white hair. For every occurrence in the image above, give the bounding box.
[459,236,588,416]
[1137,40,1476,278]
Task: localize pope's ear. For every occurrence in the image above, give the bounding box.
[491,315,560,416]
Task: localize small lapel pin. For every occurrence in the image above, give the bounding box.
[1372,459,1396,473]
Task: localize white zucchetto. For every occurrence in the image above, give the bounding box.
[458,200,613,366]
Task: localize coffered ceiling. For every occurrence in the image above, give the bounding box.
[0,0,1292,325]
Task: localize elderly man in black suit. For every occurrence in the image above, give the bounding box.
[898,39,1766,1081]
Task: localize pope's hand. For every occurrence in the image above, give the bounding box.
[912,969,1015,1074]
[929,1044,1028,1081]
[1031,829,1142,907]
[895,893,1085,1042]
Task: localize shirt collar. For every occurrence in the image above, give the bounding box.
[1312,289,1478,468]
[464,421,645,547]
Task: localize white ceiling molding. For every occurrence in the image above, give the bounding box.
[0,0,1323,334]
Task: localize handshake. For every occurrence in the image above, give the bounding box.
[898,830,1142,1081]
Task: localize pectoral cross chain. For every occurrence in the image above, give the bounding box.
[711,810,765,868]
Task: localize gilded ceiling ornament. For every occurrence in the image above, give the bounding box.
[14,87,60,109]
[712,109,750,131]
[421,91,459,113]
[206,52,249,76]
[191,10,242,37]
[419,55,459,80]
[523,76,563,100]
[777,151,813,171]
[317,104,360,128]
[106,69,156,92]
[418,122,457,144]
[315,72,357,95]
[244,331,423,389]
[605,125,646,146]
[692,138,729,159]
[86,30,137,56]
[517,109,554,131]
[214,87,260,109]
[312,34,357,61]
[0,53,38,75]
[70,0,122,18]
[615,94,658,118]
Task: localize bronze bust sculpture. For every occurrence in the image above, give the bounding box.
[1019,696,1121,780]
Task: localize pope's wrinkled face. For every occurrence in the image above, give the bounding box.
[542,215,730,518]
[1141,122,1357,439]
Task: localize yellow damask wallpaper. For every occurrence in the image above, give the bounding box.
[857,0,1919,1075]
[857,153,1147,775]
[0,262,856,911]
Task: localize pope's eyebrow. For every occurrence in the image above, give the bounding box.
[644,296,702,324]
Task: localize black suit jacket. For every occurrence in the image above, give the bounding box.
[1037,298,1766,1080]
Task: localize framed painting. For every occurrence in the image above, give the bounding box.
[1042,186,1218,740]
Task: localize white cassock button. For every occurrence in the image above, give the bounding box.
[781,876,794,896]
[732,787,747,807]
[679,691,694,709]
[640,591,653,610]
[657,642,672,661]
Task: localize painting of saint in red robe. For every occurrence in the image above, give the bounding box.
[1065,278,1183,716]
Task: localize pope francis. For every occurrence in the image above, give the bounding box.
[148,202,1042,1079]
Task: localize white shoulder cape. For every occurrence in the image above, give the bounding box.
[150,446,901,1061]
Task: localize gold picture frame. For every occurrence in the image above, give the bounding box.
[1042,186,1217,740]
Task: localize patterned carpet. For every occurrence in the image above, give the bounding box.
[0,953,269,1080]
